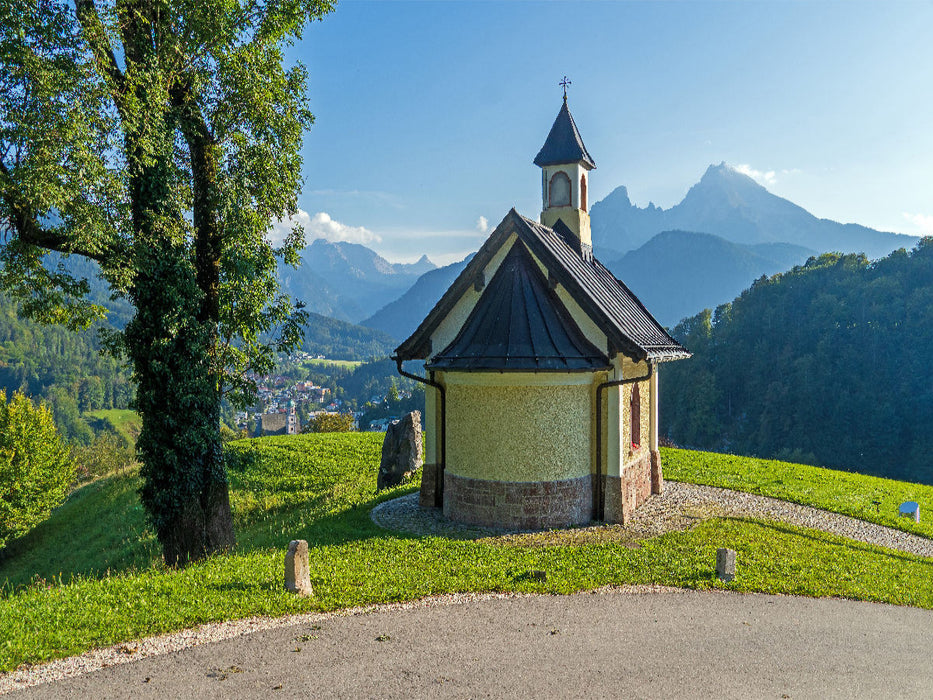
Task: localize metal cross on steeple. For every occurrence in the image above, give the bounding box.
[560,76,571,100]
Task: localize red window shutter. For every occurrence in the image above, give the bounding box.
[630,383,641,448]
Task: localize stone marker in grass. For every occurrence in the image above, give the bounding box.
[716,548,736,582]
[285,540,313,596]
[899,501,920,523]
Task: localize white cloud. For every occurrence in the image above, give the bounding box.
[733,163,777,187]
[269,210,381,246]
[903,212,933,236]
[476,216,489,233]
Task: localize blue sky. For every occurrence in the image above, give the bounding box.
[284,0,933,265]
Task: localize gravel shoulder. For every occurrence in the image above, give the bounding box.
[4,482,932,695]
[8,587,933,699]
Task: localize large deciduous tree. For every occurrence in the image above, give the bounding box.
[0,0,334,565]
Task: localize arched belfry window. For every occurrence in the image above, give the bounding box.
[630,382,641,449]
[549,171,571,208]
[580,174,587,212]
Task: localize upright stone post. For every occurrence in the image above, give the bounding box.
[716,548,736,582]
[285,539,313,596]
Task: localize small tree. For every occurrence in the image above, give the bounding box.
[0,391,74,549]
[71,431,136,482]
[304,412,356,433]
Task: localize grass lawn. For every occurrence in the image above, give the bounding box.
[662,447,933,539]
[83,409,142,446]
[301,358,362,369]
[1,436,932,672]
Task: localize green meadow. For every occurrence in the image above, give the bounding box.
[1,435,931,673]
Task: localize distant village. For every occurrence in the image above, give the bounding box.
[234,352,414,436]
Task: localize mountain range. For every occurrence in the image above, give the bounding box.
[590,163,916,261]
[278,238,436,323]
[57,164,921,356]
[606,232,815,327]
[361,255,474,341]
[359,165,919,340]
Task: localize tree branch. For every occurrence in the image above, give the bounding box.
[74,0,127,114]
[0,159,109,263]
[171,81,221,325]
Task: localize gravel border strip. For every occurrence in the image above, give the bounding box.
[5,482,931,694]
[371,482,933,558]
[0,584,681,695]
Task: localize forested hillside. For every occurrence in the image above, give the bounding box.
[300,312,396,360]
[662,239,933,484]
[0,296,133,443]
[0,293,395,443]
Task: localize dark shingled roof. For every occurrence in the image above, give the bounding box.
[426,242,609,372]
[533,98,596,169]
[395,209,690,366]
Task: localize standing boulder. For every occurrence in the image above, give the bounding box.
[378,411,423,490]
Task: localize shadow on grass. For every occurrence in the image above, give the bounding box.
[232,487,428,554]
[0,472,160,591]
[725,516,933,566]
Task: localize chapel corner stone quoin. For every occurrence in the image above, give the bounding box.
[394,91,690,529]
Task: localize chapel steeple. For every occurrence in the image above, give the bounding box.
[534,80,596,254]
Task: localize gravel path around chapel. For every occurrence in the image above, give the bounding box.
[371,481,933,558]
[4,482,933,696]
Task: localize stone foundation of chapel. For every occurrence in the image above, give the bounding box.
[441,472,593,529]
[420,450,663,529]
[602,449,663,525]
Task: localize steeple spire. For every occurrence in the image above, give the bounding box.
[535,90,595,255]
[533,96,595,169]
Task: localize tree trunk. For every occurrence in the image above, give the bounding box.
[130,247,236,565]
[72,0,237,566]
[127,158,235,567]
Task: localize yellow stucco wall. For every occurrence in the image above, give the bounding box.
[621,377,652,469]
[603,357,654,477]
[445,377,592,482]
[424,380,440,466]
[541,207,591,247]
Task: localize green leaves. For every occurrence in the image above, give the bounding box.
[1,0,336,563]
[0,390,74,549]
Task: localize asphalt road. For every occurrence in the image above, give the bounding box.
[16,589,933,699]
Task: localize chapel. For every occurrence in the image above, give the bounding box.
[394,92,689,529]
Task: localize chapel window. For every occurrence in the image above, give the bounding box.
[580,173,587,211]
[549,171,571,208]
[630,382,641,449]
